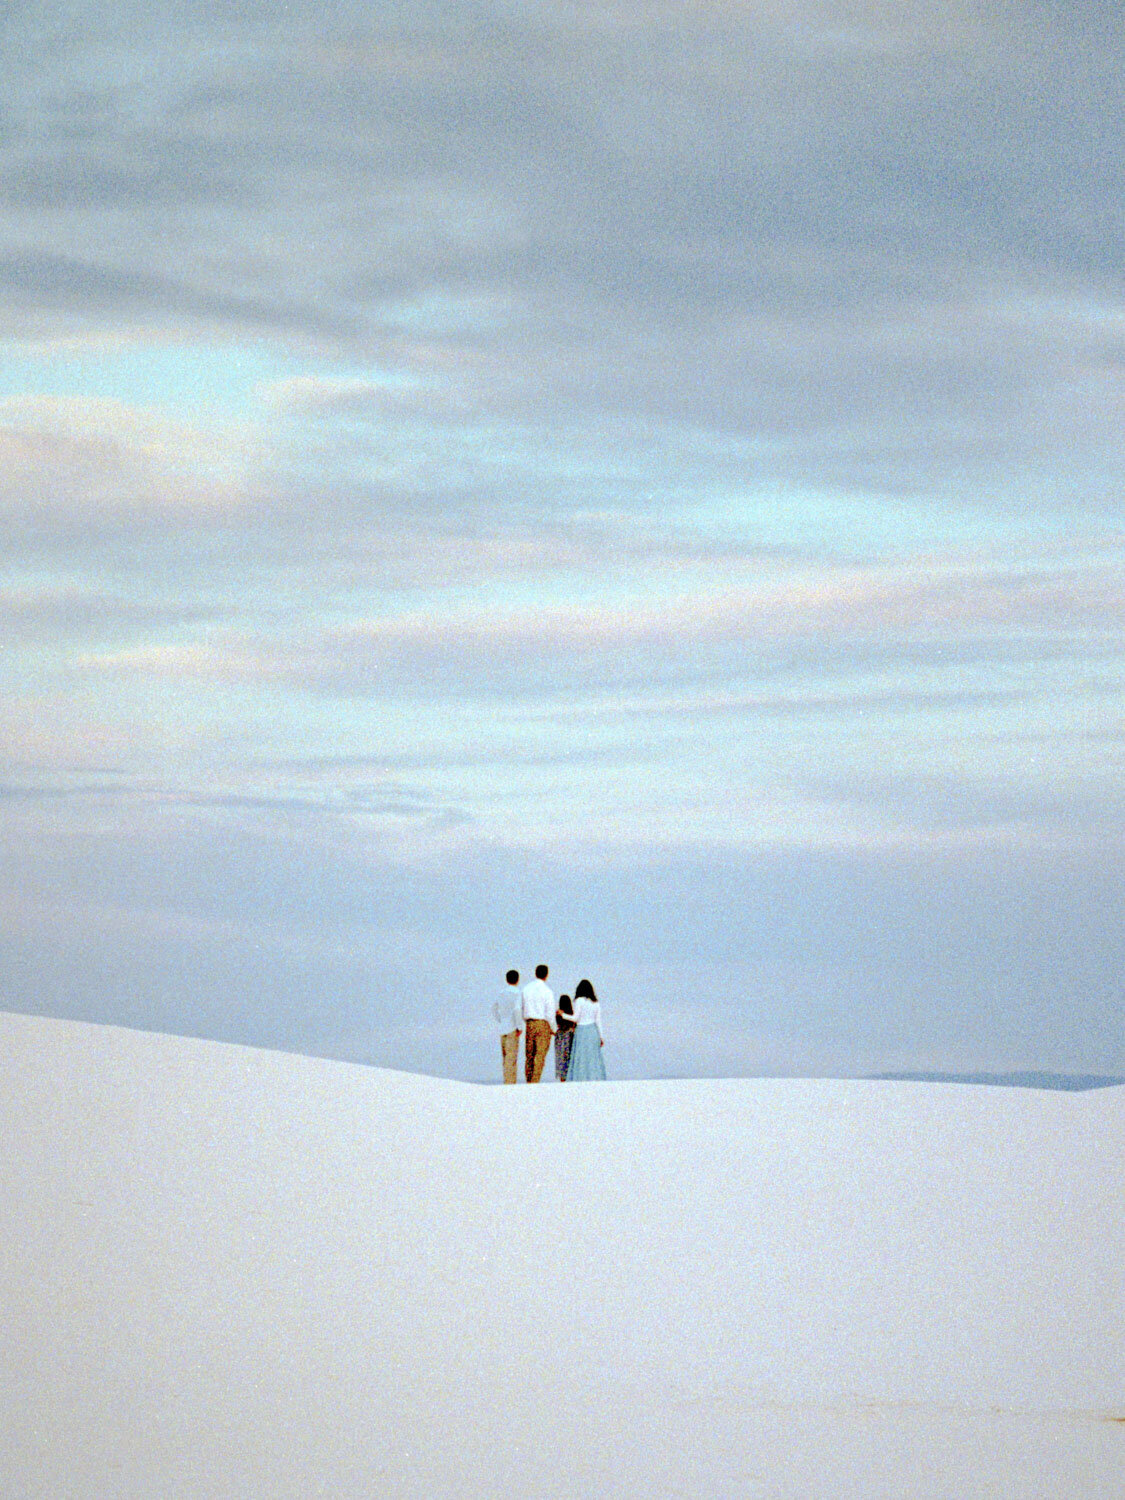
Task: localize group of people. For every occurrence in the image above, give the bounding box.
[492,965,606,1084]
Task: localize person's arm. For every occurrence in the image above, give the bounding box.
[595,1005,604,1044]
[546,987,557,1033]
[492,1000,502,1026]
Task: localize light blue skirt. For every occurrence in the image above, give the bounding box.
[565,1023,606,1081]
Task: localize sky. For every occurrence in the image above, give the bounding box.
[1,0,1123,1081]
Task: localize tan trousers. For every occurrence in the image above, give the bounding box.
[524,1019,553,1083]
[500,1029,520,1085]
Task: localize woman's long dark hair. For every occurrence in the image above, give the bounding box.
[573,978,597,1002]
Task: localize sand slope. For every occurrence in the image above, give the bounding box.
[1,1011,1122,1498]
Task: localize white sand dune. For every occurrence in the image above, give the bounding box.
[1,1010,1122,1498]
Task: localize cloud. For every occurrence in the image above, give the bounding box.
[0,762,472,835]
[0,0,1120,536]
[805,764,1125,841]
[262,374,427,412]
[0,393,258,538]
[0,251,357,339]
[0,584,207,644]
[76,556,1125,696]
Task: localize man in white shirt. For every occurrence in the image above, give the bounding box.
[492,969,523,1085]
[521,963,556,1083]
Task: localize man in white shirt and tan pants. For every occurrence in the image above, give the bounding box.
[521,963,556,1083]
[493,969,523,1085]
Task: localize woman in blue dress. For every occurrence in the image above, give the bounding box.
[564,978,606,1081]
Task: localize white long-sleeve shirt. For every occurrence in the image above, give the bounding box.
[521,978,556,1031]
[572,996,603,1040]
[492,989,523,1035]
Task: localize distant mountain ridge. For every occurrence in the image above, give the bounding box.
[478,1070,1125,1089]
[870,1071,1125,1091]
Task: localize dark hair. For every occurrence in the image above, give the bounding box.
[535,963,548,979]
[574,978,597,1002]
[558,994,573,1015]
[506,969,519,984]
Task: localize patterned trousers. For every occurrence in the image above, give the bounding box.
[555,1026,575,1081]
